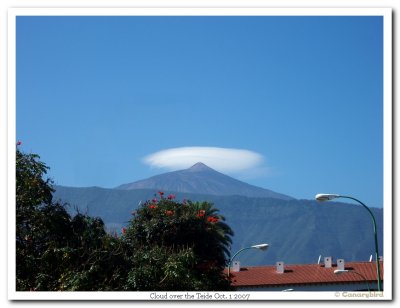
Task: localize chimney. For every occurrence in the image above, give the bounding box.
[324,257,332,268]
[337,259,345,270]
[276,261,284,274]
[231,261,240,272]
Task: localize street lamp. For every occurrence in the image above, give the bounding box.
[227,243,269,277]
[315,194,382,291]
[334,269,371,292]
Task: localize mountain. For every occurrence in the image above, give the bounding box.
[53,185,384,267]
[116,162,293,200]
[52,162,383,266]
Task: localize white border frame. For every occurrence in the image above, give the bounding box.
[7,7,392,301]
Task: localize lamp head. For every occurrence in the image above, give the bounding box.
[334,269,349,275]
[315,194,340,201]
[251,243,269,251]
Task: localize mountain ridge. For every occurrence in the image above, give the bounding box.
[53,185,383,266]
[52,163,383,266]
[116,162,293,200]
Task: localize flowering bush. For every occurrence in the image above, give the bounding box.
[122,192,234,290]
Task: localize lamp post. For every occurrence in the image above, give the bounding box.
[315,194,382,291]
[227,243,269,277]
[334,269,371,292]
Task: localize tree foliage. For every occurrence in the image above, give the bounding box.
[57,214,129,291]
[16,147,128,291]
[16,146,234,291]
[123,193,234,290]
[16,147,68,290]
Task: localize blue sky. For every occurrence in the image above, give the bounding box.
[16,15,385,207]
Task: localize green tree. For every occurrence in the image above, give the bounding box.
[16,145,128,291]
[57,214,129,291]
[16,146,73,290]
[16,145,235,291]
[122,193,234,291]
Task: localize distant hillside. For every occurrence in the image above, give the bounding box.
[116,162,293,200]
[54,186,384,267]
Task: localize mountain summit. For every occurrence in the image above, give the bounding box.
[116,162,293,200]
[187,162,214,172]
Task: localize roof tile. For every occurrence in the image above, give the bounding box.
[226,261,383,287]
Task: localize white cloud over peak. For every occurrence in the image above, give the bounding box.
[143,146,265,174]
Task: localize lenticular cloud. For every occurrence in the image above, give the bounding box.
[143,147,264,173]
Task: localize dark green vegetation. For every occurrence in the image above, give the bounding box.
[54,186,384,266]
[16,148,233,291]
[123,194,233,290]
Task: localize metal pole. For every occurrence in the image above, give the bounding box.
[351,271,371,292]
[227,247,252,277]
[341,196,382,291]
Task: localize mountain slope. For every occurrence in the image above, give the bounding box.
[116,162,293,200]
[53,186,384,267]
[53,163,383,266]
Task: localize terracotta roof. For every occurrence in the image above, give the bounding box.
[226,261,383,288]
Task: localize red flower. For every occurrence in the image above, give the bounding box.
[197,210,206,218]
[165,210,174,216]
[207,216,219,223]
[121,227,127,234]
[158,191,164,197]
[167,194,175,200]
[16,140,22,146]
[149,204,157,209]
[152,198,158,203]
